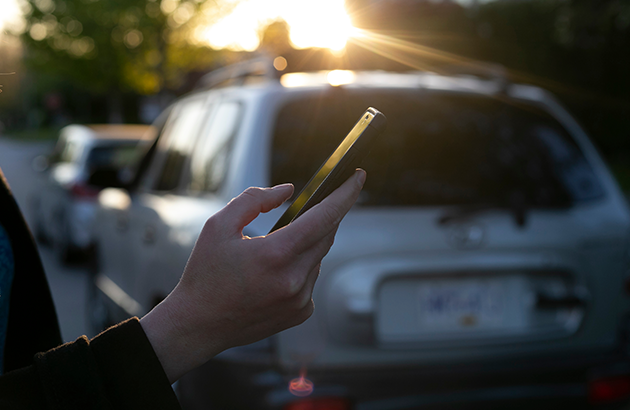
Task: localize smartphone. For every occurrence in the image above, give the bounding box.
[269,107,387,233]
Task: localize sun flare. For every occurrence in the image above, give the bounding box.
[198,0,354,52]
[0,0,25,37]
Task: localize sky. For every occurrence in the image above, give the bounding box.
[0,0,351,50]
[0,0,484,50]
[197,0,353,51]
[0,0,353,50]
[0,0,25,36]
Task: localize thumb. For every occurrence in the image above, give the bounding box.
[218,184,294,235]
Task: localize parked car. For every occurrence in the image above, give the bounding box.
[89,59,630,409]
[32,124,154,263]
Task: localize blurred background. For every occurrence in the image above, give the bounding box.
[2,0,630,408]
[0,0,629,187]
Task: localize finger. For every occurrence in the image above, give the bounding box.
[296,226,337,277]
[280,169,365,254]
[286,262,321,311]
[292,263,321,323]
[289,300,315,329]
[218,184,294,234]
[301,262,321,303]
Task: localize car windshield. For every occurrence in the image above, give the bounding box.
[271,90,604,208]
[86,143,143,171]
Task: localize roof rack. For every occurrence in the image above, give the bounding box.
[438,61,509,90]
[195,57,282,90]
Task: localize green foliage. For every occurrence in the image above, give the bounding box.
[609,159,630,193]
[20,0,220,95]
[5,126,60,141]
[349,0,630,161]
[473,0,630,156]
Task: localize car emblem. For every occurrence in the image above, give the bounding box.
[448,223,486,250]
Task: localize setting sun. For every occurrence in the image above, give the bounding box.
[197,0,354,52]
[0,0,25,37]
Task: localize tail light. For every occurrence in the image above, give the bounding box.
[283,397,351,410]
[70,182,100,199]
[589,375,630,404]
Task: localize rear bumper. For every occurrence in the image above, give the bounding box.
[178,349,630,410]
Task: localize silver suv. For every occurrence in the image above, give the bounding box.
[89,59,630,409]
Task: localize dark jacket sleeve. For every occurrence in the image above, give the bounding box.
[0,168,63,372]
[0,168,181,409]
[0,317,182,410]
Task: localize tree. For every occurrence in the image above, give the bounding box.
[19,0,225,122]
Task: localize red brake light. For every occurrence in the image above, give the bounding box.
[283,397,351,410]
[589,376,630,404]
[70,182,100,199]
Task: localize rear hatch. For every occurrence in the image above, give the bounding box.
[275,202,628,369]
[268,87,630,369]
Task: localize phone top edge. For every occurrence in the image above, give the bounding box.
[366,107,387,133]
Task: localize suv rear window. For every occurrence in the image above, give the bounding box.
[271,91,604,208]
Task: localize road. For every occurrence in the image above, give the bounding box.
[0,137,91,342]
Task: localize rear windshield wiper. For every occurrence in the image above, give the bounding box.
[437,202,527,228]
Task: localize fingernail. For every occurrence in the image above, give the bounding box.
[273,183,293,190]
[356,169,366,187]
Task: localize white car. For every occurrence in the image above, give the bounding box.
[90,60,630,409]
[33,124,153,263]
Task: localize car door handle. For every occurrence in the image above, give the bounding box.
[143,225,156,244]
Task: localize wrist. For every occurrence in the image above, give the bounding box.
[140,290,220,383]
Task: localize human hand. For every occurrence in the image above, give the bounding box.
[140,169,366,383]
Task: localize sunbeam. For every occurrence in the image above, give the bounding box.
[347,28,630,110]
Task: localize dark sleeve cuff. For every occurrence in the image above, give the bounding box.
[90,317,181,410]
[34,318,181,410]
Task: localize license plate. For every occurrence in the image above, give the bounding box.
[377,276,527,344]
[418,280,505,330]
